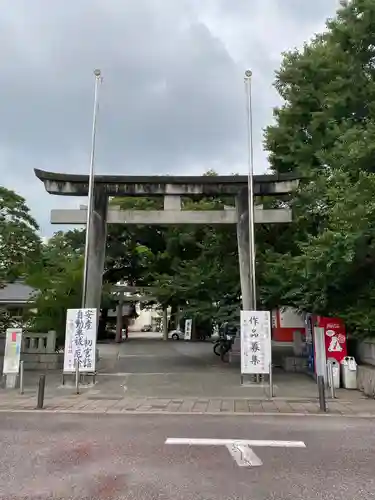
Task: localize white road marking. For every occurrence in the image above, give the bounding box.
[165,438,306,468]
[165,438,306,448]
[117,354,157,358]
[227,443,263,467]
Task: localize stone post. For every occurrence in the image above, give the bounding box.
[5,374,17,389]
[163,308,168,341]
[84,186,108,314]
[115,299,123,343]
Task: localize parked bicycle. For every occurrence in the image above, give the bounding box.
[213,323,238,362]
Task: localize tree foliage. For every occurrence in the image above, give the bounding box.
[105,181,241,328]
[0,187,41,334]
[26,231,85,342]
[150,198,240,326]
[260,0,375,335]
[0,187,41,286]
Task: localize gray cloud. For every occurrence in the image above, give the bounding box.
[0,0,339,234]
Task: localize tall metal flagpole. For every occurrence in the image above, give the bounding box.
[244,70,257,310]
[82,69,102,308]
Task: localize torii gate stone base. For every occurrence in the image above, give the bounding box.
[35,169,298,359]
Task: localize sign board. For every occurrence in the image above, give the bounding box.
[3,328,22,374]
[240,310,271,375]
[184,319,192,340]
[63,308,97,373]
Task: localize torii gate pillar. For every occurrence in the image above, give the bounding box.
[84,187,108,311]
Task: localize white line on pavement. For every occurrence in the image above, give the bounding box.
[227,443,263,467]
[165,438,306,448]
[165,437,306,468]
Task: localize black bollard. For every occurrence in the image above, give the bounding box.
[37,374,46,409]
[317,375,327,412]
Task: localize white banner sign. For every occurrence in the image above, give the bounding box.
[240,310,271,375]
[3,328,22,374]
[63,308,97,373]
[184,319,192,340]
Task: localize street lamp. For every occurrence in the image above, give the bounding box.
[244,70,257,311]
[82,69,103,308]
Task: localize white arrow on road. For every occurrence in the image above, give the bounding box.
[165,438,306,467]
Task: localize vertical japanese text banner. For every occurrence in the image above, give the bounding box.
[64,308,97,373]
[240,310,271,375]
[184,319,192,340]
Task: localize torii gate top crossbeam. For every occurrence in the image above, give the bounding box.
[34,169,299,197]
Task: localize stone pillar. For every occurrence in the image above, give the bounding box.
[235,187,252,310]
[84,187,108,313]
[115,299,123,343]
[231,188,254,365]
[163,308,168,341]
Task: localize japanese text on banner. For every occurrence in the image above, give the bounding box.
[240,311,271,375]
[63,308,97,373]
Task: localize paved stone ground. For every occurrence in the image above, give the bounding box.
[1,391,375,416]
[1,412,375,499]
[1,338,375,416]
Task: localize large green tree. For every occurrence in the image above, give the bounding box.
[26,230,117,342]
[260,0,375,335]
[105,174,241,332]
[0,187,41,285]
[151,197,240,329]
[0,187,41,334]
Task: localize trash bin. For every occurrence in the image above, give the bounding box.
[327,358,340,389]
[341,356,357,389]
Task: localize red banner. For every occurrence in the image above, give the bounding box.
[317,316,347,363]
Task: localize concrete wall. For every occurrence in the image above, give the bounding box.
[357,365,375,399]
[357,339,375,367]
[356,339,375,398]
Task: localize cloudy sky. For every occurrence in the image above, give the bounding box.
[0,0,339,235]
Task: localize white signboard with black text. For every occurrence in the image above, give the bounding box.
[240,311,271,375]
[63,308,97,373]
[184,319,192,340]
[3,328,22,374]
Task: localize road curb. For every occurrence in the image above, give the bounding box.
[0,408,375,418]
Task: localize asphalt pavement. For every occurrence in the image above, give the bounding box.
[0,413,374,499]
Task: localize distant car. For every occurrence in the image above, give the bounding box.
[141,325,153,332]
[169,329,183,340]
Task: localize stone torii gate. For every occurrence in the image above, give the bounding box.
[35,169,298,315]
